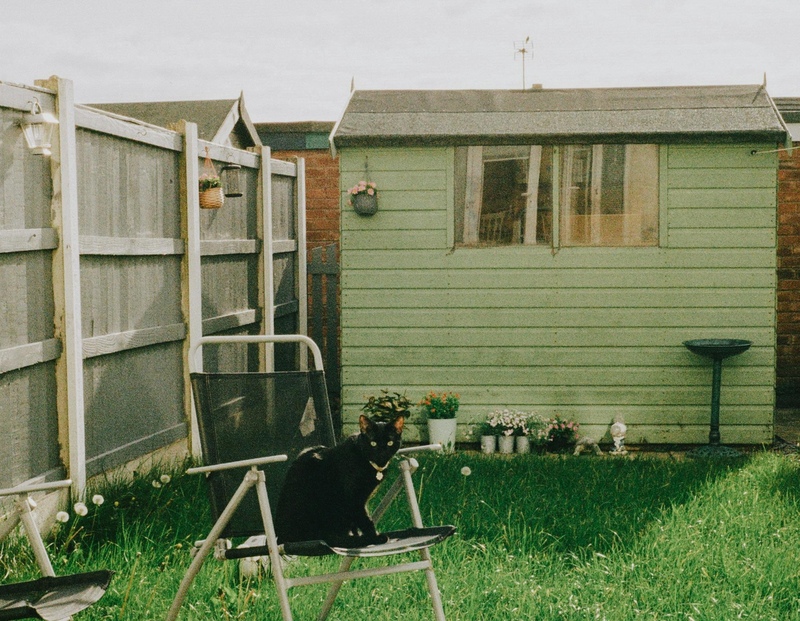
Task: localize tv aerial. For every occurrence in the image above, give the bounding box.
[514,36,533,89]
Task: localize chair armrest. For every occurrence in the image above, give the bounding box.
[187,454,287,475]
[397,444,442,456]
[0,479,72,498]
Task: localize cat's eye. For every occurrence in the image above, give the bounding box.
[387,441,394,446]
[370,441,377,447]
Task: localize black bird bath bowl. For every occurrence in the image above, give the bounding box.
[683,339,752,458]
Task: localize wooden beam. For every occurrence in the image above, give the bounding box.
[295,156,308,369]
[75,106,182,151]
[196,140,259,169]
[271,239,297,254]
[0,339,61,374]
[202,310,259,335]
[274,300,299,319]
[271,158,296,177]
[38,76,87,495]
[82,324,186,359]
[0,228,58,254]
[178,120,203,456]
[0,82,56,113]
[200,239,260,256]
[79,235,184,256]
[258,146,275,372]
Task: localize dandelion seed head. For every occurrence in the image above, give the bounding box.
[73,502,88,517]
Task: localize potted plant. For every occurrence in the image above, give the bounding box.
[485,409,525,454]
[478,419,502,454]
[545,415,580,453]
[199,173,224,209]
[361,390,412,422]
[348,181,378,216]
[419,391,459,451]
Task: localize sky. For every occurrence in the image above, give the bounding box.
[2,0,799,123]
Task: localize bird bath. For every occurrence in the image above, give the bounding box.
[683,339,752,458]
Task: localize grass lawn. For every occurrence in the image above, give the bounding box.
[2,450,800,620]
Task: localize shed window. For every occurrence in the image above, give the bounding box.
[455,144,659,247]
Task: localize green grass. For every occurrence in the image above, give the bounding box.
[3,451,800,620]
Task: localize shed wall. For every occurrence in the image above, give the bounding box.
[340,145,777,444]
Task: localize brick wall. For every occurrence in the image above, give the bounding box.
[777,144,800,407]
[272,149,340,252]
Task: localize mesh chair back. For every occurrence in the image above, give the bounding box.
[190,369,336,538]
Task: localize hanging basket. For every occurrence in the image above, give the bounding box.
[352,192,378,216]
[199,148,224,209]
[200,186,224,209]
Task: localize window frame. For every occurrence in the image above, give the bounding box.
[454,143,662,250]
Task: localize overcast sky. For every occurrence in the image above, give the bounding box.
[2,0,799,123]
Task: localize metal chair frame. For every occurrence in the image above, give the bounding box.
[166,335,450,621]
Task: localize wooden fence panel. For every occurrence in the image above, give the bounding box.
[308,243,340,429]
[0,79,306,490]
[0,99,62,487]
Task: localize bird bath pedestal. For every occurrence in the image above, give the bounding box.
[683,339,752,458]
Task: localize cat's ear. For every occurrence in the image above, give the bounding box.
[359,414,372,433]
[392,415,405,434]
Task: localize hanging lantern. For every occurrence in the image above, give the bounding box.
[20,98,59,156]
[221,163,243,198]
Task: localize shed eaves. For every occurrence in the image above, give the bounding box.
[332,85,787,147]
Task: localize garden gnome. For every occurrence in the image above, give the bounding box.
[609,416,628,455]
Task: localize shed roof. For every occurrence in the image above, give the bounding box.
[332,85,787,149]
[88,95,261,148]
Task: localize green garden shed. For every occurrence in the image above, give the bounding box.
[330,85,789,446]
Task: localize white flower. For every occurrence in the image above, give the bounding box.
[56,511,70,523]
[152,480,162,488]
[160,474,171,484]
[460,466,472,477]
[92,494,104,506]
[73,502,88,517]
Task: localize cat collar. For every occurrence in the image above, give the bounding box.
[369,461,389,481]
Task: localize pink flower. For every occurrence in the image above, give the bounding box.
[367,188,374,195]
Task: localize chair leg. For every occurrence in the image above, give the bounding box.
[316,556,355,621]
[166,470,259,621]
[254,472,294,621]
[421,548,446,621]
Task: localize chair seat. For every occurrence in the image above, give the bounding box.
[0,570,113,621]
[330,525,456,558]
[229,526,456,560]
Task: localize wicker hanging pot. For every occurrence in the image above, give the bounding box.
[199,148,224,209]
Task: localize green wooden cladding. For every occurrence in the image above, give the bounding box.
[339,144,778,445]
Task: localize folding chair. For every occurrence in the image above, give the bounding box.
[167,335,455,621]
[0,480,113,620]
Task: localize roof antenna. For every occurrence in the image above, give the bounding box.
[514,36,533,90]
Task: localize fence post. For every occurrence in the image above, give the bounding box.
[177,120,203,457]
[295,157,308,370]
[38,76,86,494]
[258,146,275,372]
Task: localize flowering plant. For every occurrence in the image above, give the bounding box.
[419,391,460,420]
[362,389,412,422]
[484,409,529,436]
[347,180,377,205]
[199,173,221,192]
[545,415,580,447]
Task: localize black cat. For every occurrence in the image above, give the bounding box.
[275,414,404,547]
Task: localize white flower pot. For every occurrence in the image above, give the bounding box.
[480,435,497,454]
[515,436,530,454]
[498,435,515,454]
[428,418,457,452]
